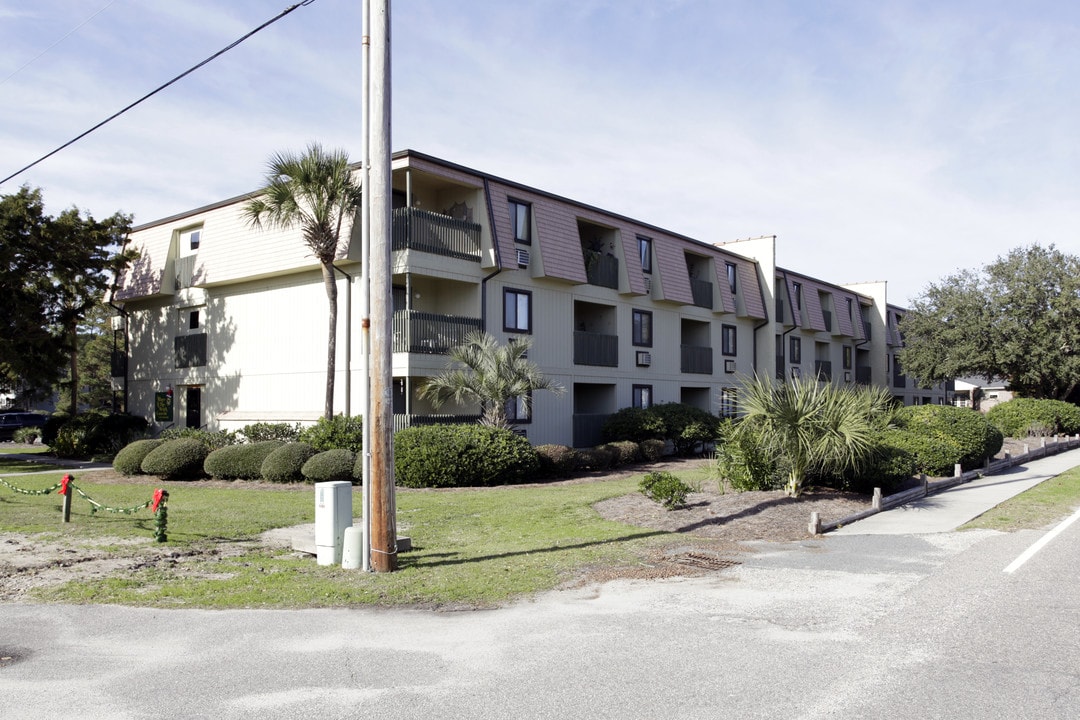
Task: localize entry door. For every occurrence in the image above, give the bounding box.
[185,387,202,428]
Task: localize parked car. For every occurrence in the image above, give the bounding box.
[0,412,48,442]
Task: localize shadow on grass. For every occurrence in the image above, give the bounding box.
[399,529,670,570]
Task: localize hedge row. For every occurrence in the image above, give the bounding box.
[986,398,1080,438]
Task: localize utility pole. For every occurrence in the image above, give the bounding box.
[367,0,397,572]
[359,0,372,572]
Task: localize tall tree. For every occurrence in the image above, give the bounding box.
[419,331,564,429]
[244,144,362,420]
[0,186,132,411]
[899,244,1080,400]
[57,304,121,413]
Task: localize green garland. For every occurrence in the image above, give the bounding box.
[72,485,153,515]
[0,477,61,495]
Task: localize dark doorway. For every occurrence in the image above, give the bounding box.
[185,387,202,428]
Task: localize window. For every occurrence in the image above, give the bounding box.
[188,309,200,330]
[846,297,854,324]
[178,306,205,335]
[792,281,803,310]
[632,309,653,347]
[503,289,531,333]
[720,387,738,418]
[632,384,652,409]
[505,393,532,423]
[638,236,652,274]
[726,262,737,293]
[179,226,202,257]
[721,324,737,356]
[789,336,802,364]
[509,200,531,245]
[843,345,852,370]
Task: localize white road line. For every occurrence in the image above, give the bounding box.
[1003,505,1080,574]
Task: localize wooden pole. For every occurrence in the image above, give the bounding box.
[61,474,72,523]
[368,0,397,572]
[359,0,372,573]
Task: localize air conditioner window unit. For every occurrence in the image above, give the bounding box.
[516,248,530,267]
[643,276,652,293]
[636,351,652,366]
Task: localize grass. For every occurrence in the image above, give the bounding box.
[0,469,697,609]
[0,444,49,455]
[961,465,1080,532]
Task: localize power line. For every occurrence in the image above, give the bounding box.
[0,0,120,88]
[0,0,316,188]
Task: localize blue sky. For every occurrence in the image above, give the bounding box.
[1,0,1078,303]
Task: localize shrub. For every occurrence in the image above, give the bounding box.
[896,405,1003,470]
[204,441,285,480]
[839,442,916,495]
[13,427,40,444]
[395,424,539,488]
[608,440,641,465]
[986,398,1080,438]
[602,407,665,443]
[159,427,238,451]
[878,427,962,477]
[113,439,165,475]
[650,403,721,456]
[302,449,359,483]
[48,412,149,458]
[535,444,579,478]
[140,438,209,480]
[261,442,318,483]
[639,438,667,462]
[298,414,363,452]
[239,422,302,443]
[41,413,69,447]
[713,420,779,492]
[577,445,619,471]
[639,470,692,510]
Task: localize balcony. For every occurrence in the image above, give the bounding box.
[175,255,197,289]
[572,413,610,448]
[392,207,482,262]
[585,253,619,289]
[776,355,786,380]
[681,344,713,375]
[574,331,618,367]
[175,333,207,368]
[392,310,482,354]
[855,366,872,384]
[690,278,713,309]
[110,351,127,378]
[814,360,832,381]
[862,321,872,339]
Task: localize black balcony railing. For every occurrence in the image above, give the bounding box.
[814,360,832,381]
[585,253,619,289]
[574,331,618,367]
[855,366,872,384]
[572,413,611,448]
[690,278,713,309]
[681,344,713,374]
[862,321,872,339]
[392,207,482,261]
[776,354,786,380]
[392,310,482,354]
[175,333,207,368]
[110,351,127,378]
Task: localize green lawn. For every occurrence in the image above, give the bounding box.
[961,465,1080,532]
[0,470,700,609]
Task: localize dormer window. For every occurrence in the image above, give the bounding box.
[638,236,652,274]
[509,200,531,245]
[179,226,202,257]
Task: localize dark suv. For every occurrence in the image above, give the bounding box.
[0,412,48,441]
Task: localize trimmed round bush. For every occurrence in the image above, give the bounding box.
[394,424,540,488]
[986,398,1080,438]
[879,427,963,477]
[140,438,209,480]
[113,439,165,476]
[298,414,363,452]
[639,438,667,462]
[239,422,302,443]
[302,449,358,483]
[204,441,285,480]
[602,407,665,443]
[896,404,1003,471]
[577,444,619,471]
[535,444,578,478]
[840,442,916,494]
[261,442,318,483]
[159,427,238,450]
[607,440,640,465]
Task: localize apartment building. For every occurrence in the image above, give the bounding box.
[109,150,945,448]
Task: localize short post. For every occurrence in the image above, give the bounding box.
[921,473,928,493]
[872,488,882,511]
[954,463,962,478]
[809,511,821,535]
[61,474,72,523]
[1024,443,1030,455]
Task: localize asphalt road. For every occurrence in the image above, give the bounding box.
[3,512,1078,720]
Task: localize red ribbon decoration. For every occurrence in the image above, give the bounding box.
[151,488,164,513]
[58,475,71,495]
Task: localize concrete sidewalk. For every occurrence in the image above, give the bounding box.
[832,447,1080,535]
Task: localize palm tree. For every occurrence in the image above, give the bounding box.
[419,331,564,429]
[734,374,895,497]
[244,144,362,419]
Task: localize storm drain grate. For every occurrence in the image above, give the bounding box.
[670,553,741,571]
